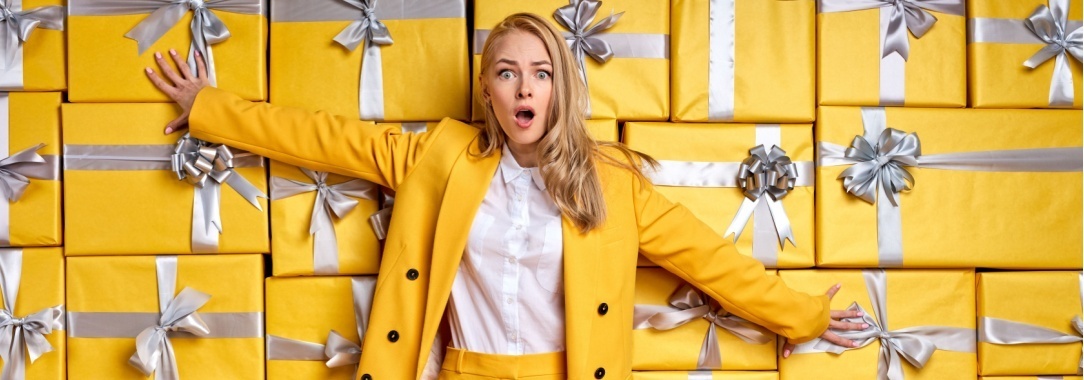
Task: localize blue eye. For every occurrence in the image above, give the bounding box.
[536,71,551,80]
[499,70,515,80]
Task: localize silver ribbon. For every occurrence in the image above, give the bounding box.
[0,0,64,89]
[979,272,1084,373]
[723,145,799,251]
[553,0,622,118]
[0,249,63,380]
[266,277,376,370]
[634,283,773,370]
[791,269,976,380]
[818,107,1084,266]
[333,0,392,120]
[707,0,735,121]
[0,94,60,247]
[1024,0,1083,107]
[687,372,714,380]
[270,167,379,274]
[128,256,211,380]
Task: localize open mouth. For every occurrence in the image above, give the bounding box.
[514,107,535,127]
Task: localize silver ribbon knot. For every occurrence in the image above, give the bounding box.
[129,287,211,380]
[334,0,393,120]
[323,330,362,368]
[0,0,63,72]
[838,128,920,207]
[819,0,964,61]
[0,143,49,202]
[333,0,393,51]
[723,145,798,248]
[553,0,622,116]
[1023,0,1083,106]
[124,0,242,86]
[0,307,63,380]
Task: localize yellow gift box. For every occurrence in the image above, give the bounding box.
[269,0,468,121]
[969,0,1084,109]
[0,93,61,247]
[588,119,619,142]
[1,0,65,91]
[624,122,815,269]
[67,0,267,102]
[266,276,375,379]
[817,1,966,107]
[982,377,1083,380]
[671,0,814,122]
[472,0,669,121]
[978,272,1083,376]
[633,268,778,371]
[633,371,777,380]
[778,269,976,380]
[66,254,265,379]
[816,107,1082,268]
[0,248,65,380]
[62,103,270,255]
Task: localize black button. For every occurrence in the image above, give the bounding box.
[387,330,399,342]
[361,375,372,380]
[406,269,419,281]
[594,367,605,379]
[597,303,608,315]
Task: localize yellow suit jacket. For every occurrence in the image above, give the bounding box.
[190,87,830,379]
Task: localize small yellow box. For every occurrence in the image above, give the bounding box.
[0,247,65,380]
[0,92,61,247]
[0,0,65,91]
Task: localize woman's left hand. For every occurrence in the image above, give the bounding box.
[144,49,210,135]
[781,283,869,358]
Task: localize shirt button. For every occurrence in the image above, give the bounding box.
[515,224,522,230]
[508,257,515,264]
[506,297,514,304]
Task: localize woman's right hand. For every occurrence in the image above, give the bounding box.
[144,49,210,134]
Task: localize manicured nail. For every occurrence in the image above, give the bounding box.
[164,127,172,134]
[856,311,864,316]
[851,341,860,347]
[782,349,791,358]
[169,48,177,56]
[861,323,869,329]
[154,52,162,59]
[144,67,152,74]
[195,50,201,57]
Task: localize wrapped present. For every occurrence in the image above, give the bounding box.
[67,0,266,102]
[671,0,814,122]
[587,119,618,142]
[780,269,976,380]
[0,92,61,247]
[0,0,65,91]
[266,276,376,379]
[816,107,1082,268]
[62,103,270,255]
[0,248,65,380]
[472,0,669,121]
[67,255,265,379]
[269,0,468,121]
[633,268,777,371]
[625,122,815,268]
[981,377,1083,380]
[817,0,966,107]
[978,272,1082,376]
[969,0,1084,109]
[633,371,777,380]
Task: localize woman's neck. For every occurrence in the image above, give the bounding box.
[506,141,539,168]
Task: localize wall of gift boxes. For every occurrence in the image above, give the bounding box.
[2,0,1081,378]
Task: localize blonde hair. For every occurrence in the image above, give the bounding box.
[476,13,656,233]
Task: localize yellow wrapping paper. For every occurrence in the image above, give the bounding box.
[778,269,976,380]
[472,0,669,121]
[66,254,265,379]
[0,248,65,380]
[978,272,1083,376]
[269,3,468,121]
[982,377,1084,380]
[633,268,778,371]
[816,107,1083,268]
[4,93,61,247]
[266,276,374,379]
[969,0,1084,109]
[624,122,815,268]
[633,371,778,380]
[67,8,266,102]
[270,160,381,276]
[587,119,618,142]
[671,0,814,122]
[818,5,966,107]
[7,0,65,91]
[62,103,270,255]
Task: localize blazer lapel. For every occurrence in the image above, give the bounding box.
[562,217,600,373]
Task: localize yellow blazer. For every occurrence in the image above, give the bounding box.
[189,87,830,379]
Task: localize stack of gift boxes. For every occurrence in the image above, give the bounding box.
[1,0,1079,378]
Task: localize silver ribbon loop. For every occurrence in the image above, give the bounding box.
[553,0,623,117]
[1022,0,1084,106]
[129,284,212,380]
[367,204,391,241]
[0,249,63,380]
[332,0,392,51]
[723,145,799,248]
[0,143,49,202]
[837,128,920,207]
[323,330,361,368]
[818,0,965,61]
[0,0,63,72]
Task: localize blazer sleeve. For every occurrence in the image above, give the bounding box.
[188,87,445,190]
[631,172,830,344]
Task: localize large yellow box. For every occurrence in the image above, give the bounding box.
[671,0,814,122]
[269,0,468,121]
[816,107,1082,268]
[633,371,777,380]
[62,103,270,255]
[0,0,65,91]
[0,248,65,380]
[624,122,815,268]
[0,93,61,247]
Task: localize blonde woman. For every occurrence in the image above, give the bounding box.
[147,12,863,380]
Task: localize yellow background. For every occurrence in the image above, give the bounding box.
[7,93,61,247]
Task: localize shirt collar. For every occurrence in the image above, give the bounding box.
[500,145,547,191]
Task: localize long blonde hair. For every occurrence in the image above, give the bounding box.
[476,13,656,233]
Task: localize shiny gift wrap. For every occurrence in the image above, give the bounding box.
[0,93,60,247]
[66,255,264,380]
[671,0,814,122]
[62,103,270,255]
[978,272,1083,376]
[633,371,778,380]
[624,122,814,268]
[269,0,468,121]
[0,248,65,380]
[0,0,65,91]
[816,107,1082,268]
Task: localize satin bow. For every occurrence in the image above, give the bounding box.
[124,0,236,85]
[324,330,362,368]
[723,145,799,248]
[0,143,47,202]
[0,306,63,380]
[333,0,393,51]
[1023,0,1083,106]
[129,287,211,380]
[838,128,920,207]
[818,0,964,61]
[0,0,62,71]
[553,0,622,115]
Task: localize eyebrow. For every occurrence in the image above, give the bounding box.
[495,58,552,66]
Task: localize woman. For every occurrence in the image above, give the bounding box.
[146,13,862,380]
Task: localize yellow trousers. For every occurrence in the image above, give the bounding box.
[438,347,566,379]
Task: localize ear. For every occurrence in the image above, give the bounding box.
[478,76,490,102]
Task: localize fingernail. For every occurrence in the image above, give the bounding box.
[164,127,172,134]
[169,48,177,56]
[835,283,842,288]
[144,67,152,74]
[195,50,201,57]
[861,323,869,329]
[154,52,162,59]
[857,311,864,316]
[852,341,860,347]
[782,349,791,358]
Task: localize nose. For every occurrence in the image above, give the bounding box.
[516,79,532,99]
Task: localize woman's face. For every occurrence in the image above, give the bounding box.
[482,30,554,153]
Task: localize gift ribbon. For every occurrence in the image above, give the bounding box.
[68,0,264,87]
[969,0,1083,107]
[687,372,714,380]
[367,123,426,240]
[0,94,59,246]
[0,0,63,89]
[270,167,379,274]
[818,0,964,105]
[633,283,773,370]
[707,0,735,121]
[978,273,1084,374]
[266,277,376,369]
[0,249,63,380]
[817,107,1083,266]
[63,135,266,253]
[791,269,975,380]
[724,144,799,252]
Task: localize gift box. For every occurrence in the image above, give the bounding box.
[978,271,1083,376]
[633,268,778,371]
[587,119,618,142]
[269,0,468,121]
[779,269,976,380]
[0,92,61,247]
[624,122,815,268]
[817,0,966,107]
[633,371,777,380]
[67,0,267,102]
[981,377,1083,380]
[62,103,270,255]
[472,0,669,121]
[67,254,265,379]
[266,276,376,379]
[0,0,65,91]
[0,248,65,380]
[816,107,1082,268]
[969,0,1084,109]
[671,0,814,122]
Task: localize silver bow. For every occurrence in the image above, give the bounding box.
[553,0,622,116]
[818,0,964,61]
[0,143,49,202]
[0,0,63,71]
[128,287,212,380]
[124,0,238,86]
[333,0,393,51]
[368,193,392,241]
[837,128,920,207]
[1023,0,1084,107]
[0,306,63,380]
[723,145,798,248]
[333,0,393,120]
[324,330,362,368]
